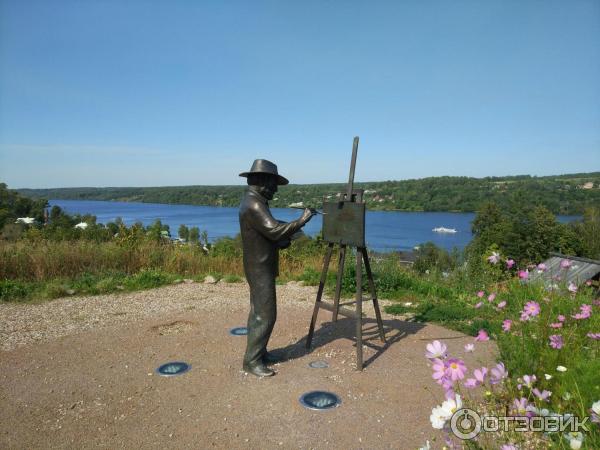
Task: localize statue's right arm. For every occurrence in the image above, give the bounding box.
[248,202,310,242]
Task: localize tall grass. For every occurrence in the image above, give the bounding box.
[0,238,327,301]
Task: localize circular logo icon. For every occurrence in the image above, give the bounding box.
[450,408,482,440]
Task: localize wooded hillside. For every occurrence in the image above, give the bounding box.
[17,172,600,215]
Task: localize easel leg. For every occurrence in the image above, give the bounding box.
[332,245,347,322]
[361,248,386,344]
[306,243,334,349]
[355,249,363,370]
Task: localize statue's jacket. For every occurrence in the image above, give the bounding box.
[239,188,304,280]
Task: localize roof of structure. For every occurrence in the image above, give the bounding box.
[528,253,600,286]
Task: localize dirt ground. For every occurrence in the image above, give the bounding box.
[0,281,497,449]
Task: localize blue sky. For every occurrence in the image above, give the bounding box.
[1,0,599,188]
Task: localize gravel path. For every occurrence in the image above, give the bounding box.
[1,281,498,449]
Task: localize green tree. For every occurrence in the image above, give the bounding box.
[573,207,600,259]
[0,182,47,229]
[188,227,200,244]
[468,200,574,266]
[178,224,189,241]
[413,242,456,274]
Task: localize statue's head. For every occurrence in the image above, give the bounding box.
[239,159,288,200]
[247,173,278,200]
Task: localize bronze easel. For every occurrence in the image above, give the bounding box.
[305,137,386,370]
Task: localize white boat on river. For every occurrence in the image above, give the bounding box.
[432,226,457,234]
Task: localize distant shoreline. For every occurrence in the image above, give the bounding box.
[16,171,599,216]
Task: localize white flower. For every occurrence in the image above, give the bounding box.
[564,432,584,449]
[592,400,600,415]
[556,366,567,372]
[425,340,447,359]
[544,374,553,380]
[464,343,475,353]
[429,395,462,430]
[430,405,448,429]
[440,395,462,417]
[418,441,431,450]
[487,252,501,264]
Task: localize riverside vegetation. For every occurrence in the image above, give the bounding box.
[2,182,600,448]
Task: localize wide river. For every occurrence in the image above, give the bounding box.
[49,199,578,253]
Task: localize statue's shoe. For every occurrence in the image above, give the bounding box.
[262,352,282,365]
[243,363,275,377]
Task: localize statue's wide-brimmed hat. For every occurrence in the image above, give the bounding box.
[239,159,289,185]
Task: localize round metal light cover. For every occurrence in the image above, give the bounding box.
[308,360,329,369]
[156,361,191,376]
[299,391,341,410]
[229,327,248,336]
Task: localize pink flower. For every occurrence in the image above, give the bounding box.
[445,358,467,381]
[586,280,593,286]
[497,301,507,309]
[475,329,490,341]
[558,315,565,322]
[502,319,512,332]
[518,374,536,389]
[549,334,563,349]
[513,397,529,416]
[506,259,515,269]
[426,340,448,359]
[474,302,483,309]
[463,378,478,389]
[568,282,578,294]
[521,301,541,321]
[560,259,572,269]
[464,343,474,352]
[491,362,508,384]
[440,376,454,391]
[537,263,547,272]
[524,301,540,316]
[532,388,552,401]
[549,322,563,328]
[443,386,456,400]
[474,367,488,383]
[487,252,500,264]
[518,270,529,280]
[463,367,487,388]
[587,332,600,340]
[501,445,519,450]
[432,358,447,383]
[477,291,485,298]
[573,304,592,320]
[487,293,496,302]
[594,299,600,307]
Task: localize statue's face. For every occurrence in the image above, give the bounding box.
[249,174,278,200]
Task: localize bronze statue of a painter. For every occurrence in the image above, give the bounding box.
[239,159,314,377]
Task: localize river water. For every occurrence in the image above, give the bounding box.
[48,199,578,253]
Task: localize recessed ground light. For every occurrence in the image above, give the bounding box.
[308,360,329,369]
[229,327,248,336]
[299,391,341,410]
[155,361,191,376]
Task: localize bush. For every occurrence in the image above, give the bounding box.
[0,280,34,301]
[413,242,457,274]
